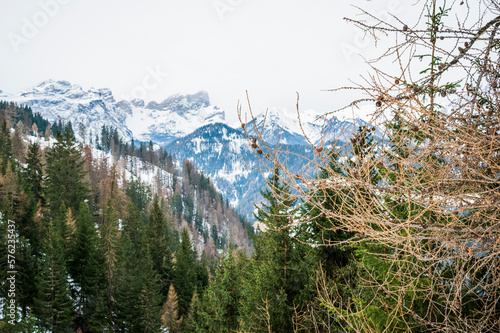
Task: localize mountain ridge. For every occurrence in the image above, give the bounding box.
[1,80,381,217]
[2,80,225,146]
[1,80,381,147]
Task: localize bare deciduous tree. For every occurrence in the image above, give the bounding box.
[239,0,500,331]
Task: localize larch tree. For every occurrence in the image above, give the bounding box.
[161,284,183,333]
[238,0,500,330]
[100,199,120,320]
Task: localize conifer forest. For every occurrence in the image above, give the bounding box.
[1,0,500,332]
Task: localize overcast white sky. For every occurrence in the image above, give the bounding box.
[1,0,419,123]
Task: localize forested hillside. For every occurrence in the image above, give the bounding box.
[2,0,500,332]
[0,102,252,332]
[173,1,500,332]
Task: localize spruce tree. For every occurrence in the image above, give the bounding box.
[198,245,242,332]
[183,291,201,333]
[33,220,73,332]
[113,225,162,332]
[125,176,151,213]
[173,228,197,317]
[300,150,355,276]
[137,247,163,332]
[146,196,173,298]
[0,119,13,174]
[24,142,44,204]
[45,127,89,216]
[302,127,377,273]
[240,169,313,332]
[113,231,143,331]
[15,236,38,320]
[194,251,209,297]
[301,127,381,330]
[69,202,109,332]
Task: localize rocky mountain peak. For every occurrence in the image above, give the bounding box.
[146,90,210,114]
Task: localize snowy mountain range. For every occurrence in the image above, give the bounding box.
[166,123,319,216]
[1,80,380,146]
[2,80,224,146]
[1,80,380,217]
[242,107,374,146]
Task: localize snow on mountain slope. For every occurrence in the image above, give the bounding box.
[240,106,381,146]
[2,80,380,148]
[125,91,224,145]
[2,79,385,218]
[166,123,316,217]
[3,80,225,145]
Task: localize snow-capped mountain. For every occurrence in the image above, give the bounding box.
[242,107,381,146]
[1,80,382,218]
[124,90,225,145]
[2,80,224,145]
[166,123,316,217]
[1,80,379,147]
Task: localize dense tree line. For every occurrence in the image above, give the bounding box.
[0,104,247,332]
[3,1,498,331]
[184,135,373,332]
[187,1,500,332]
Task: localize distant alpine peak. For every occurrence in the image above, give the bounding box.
[32,79,78,95]
[23,79,116,103]
[241,105,378,146]
[3,80,225,146]
[146,90,210,113]
[36,79,71,89]
[3,79,376,148]
[255,107,324,125]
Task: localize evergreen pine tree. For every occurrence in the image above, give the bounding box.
[147,196,173,298]
[24,142,44,205]
[240,169,313,332]
[198,245,242,332]
[33,220,73,332]
[173,228,197,317]
[45,127,89,216]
